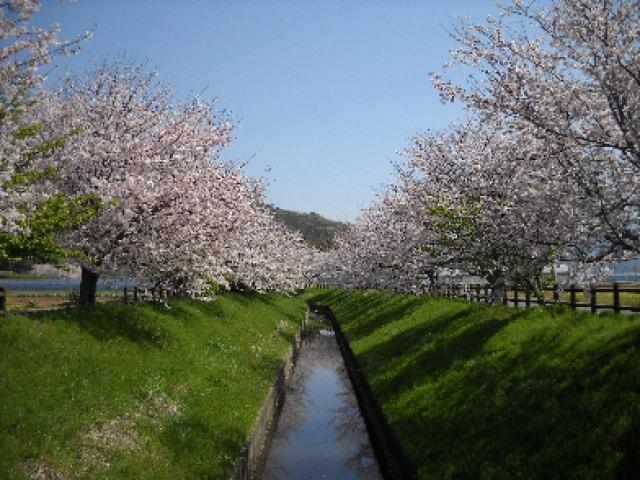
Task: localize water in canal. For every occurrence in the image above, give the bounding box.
[262,328,382,480]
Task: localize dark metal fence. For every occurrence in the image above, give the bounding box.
[309,282,640,315]
[437,283,640,314]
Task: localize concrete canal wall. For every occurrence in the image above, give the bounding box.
[232,304,418,480]
[230,312,307,480]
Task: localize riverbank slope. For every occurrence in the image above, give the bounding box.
[0,293,307,479]
[309,289,640,479]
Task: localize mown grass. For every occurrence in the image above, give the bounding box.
[0,292,308,479]
[309,288,640,479]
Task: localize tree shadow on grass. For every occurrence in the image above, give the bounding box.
[168,298,227,324]
[250,292,306,320]
[454,328,640,478]
[307,289,351,310]
[221,290,261,306]
[363,310,640,479]
[343,295,426,341]
[30,304,170,346]
[309,290,427,341]
[359,308,514,405]
[309,291,640,477]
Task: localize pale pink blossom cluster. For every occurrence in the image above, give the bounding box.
[433,0,639,264]
[1,0,90,233]
[309,191,436,293]
[32,60,312,295]
[317,0,638,294]
[2,2,312,296]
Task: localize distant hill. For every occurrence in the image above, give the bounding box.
[269,206,350,251]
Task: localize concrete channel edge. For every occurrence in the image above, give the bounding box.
[230,310,307,480]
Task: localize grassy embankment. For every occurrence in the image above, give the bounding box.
[0,292,308,479]
[309,289,640,479]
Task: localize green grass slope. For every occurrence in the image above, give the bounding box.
[0,292,307,479]
[309,289,640,479]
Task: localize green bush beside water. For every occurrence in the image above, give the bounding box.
[309,289,640,479]
[0,292,307,479]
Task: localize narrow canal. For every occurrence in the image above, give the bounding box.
[262,325,382,480]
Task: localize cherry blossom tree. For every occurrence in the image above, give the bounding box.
[400,120,583,299]
[1,0,91,264]
[36,59,311,304]
[228,203,313,293]
[289,0,640,297]
[312,188,437,293]
[320,115,614,299]
[296,0,639,297]
[36,59,230,303]
[432,0,639,268]
[319,122,571,298]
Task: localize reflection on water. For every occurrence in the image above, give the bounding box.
[262,329,382,480]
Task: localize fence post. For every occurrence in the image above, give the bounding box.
[514,287,519,309]
[503,286,508,306]
[525,290,531,309]
[570,285,576,310]
[123,286,128,304]
[613,282,620,314]
[133,287,138,302]
[0,287,6,316]
[476,285,480,303]
[590,285,597,314]
[553,284,559,304]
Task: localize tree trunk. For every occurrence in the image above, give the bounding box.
[488,277,506,304]
[79,266,99,307]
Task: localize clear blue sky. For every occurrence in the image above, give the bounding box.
[34,0,497,222]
